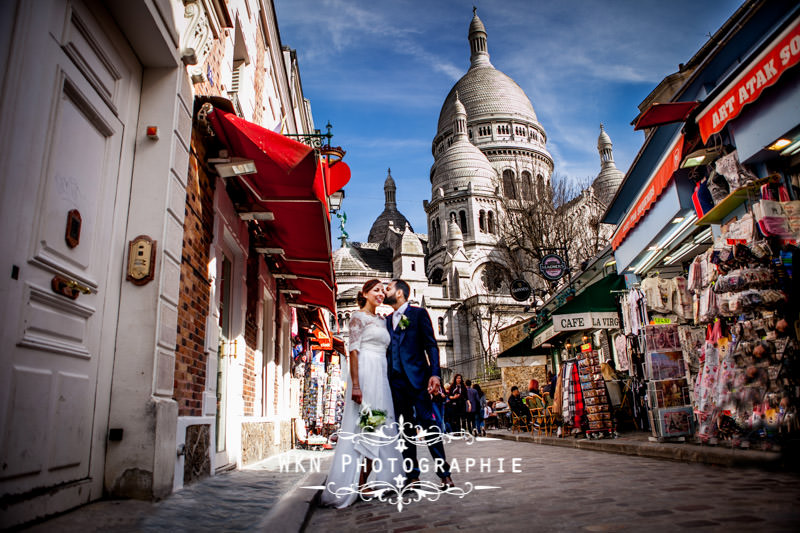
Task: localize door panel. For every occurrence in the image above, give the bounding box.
[0,0,140,501]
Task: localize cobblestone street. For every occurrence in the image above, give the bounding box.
[20,450,333,533]
[305,437,800,532]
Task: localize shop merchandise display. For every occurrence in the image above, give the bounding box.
[686,216,799,446]
[642,324,694,439]
[578,349,613,437]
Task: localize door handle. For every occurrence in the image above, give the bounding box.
[51,274,92,300]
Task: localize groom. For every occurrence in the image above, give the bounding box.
[384,279,454,489]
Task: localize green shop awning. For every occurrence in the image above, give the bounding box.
[551,275,624,333]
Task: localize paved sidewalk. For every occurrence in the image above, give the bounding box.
[18,449,332,533]
[305,437,800,532]
[485,428,785,469]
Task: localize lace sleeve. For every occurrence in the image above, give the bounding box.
[347,312,366,354]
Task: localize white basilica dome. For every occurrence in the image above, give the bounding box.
[437,68,538,136]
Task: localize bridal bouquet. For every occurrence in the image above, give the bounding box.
[358,404,387,432]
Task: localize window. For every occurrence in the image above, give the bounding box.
[487,211,495,234]
[481,263,507,293]
[479,210,486,232]
[459,210,468,234]
[537,174,545,199]
[503,169,517,199]
[411,260,416,271]
[522,171,533,201]
[438,317,445,335]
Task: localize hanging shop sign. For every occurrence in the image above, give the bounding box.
[697,17,800,143]
[539,254,568,281]
[552,312,620,332]
[510,279,532,301]
[611,135,684,250]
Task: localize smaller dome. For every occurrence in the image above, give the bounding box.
[384,168,396,188]
[453,93,466,117]
[469,12,486,36]
[594,125,623,205]
[333,245,366,272]
[433,143,496,188]
[400,225,424,256]
[598,124,612,150]
[447,216,463,254]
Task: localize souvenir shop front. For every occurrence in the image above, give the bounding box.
[605,4,800,444]
[293,312,347,444]
[536,273,627,438]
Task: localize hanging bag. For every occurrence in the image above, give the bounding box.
[692,179,715,218]
[754,181,793,238]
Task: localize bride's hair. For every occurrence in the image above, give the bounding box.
[356,279,382,308]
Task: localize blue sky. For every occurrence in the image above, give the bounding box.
[274,0,742,246]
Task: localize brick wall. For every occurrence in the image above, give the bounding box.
[174,130,216,417]
[242,251,262,416]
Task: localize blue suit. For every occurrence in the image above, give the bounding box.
[386,305,450,480]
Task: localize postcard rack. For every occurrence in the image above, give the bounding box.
[577,348,613,437]
[641,324,694,441]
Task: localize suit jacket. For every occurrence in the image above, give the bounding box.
[386,305,440,390]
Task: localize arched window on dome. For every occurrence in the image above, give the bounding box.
[521,171,533,201]
[503,169,517,200]
[537,174,546,199]
[479,210,486,233]
[468,129,473,139]
[459,210,468,235]
[487,211,496,234]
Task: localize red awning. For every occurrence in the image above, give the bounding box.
[633,101,699,131]
[208,109,321,201]
[278,257,335,287]
[332,336,346,355]
[289,277,336,312]
[325,159,351,194]
[696,17,800,143]
[207,108,337,313]
[611,134,685,250]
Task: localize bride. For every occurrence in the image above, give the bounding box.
[321,279,402,508]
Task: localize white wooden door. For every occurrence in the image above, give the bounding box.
[0,0,140,506]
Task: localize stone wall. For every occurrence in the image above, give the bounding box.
[501,365,547,401]
[498,319,530,351]
[183,424,211,485]
[479,379,503,402]
[241,420,293,465]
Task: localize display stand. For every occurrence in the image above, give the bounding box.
[577,348,613,437]
[642,324,694,439]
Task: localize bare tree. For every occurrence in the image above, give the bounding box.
[496,174,611,288]
[466,294,518,382]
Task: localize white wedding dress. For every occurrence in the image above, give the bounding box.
[321,310,402,508]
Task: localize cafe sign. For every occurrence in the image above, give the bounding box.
[552,311,620,332]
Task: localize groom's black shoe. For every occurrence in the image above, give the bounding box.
[439,476,455,491]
